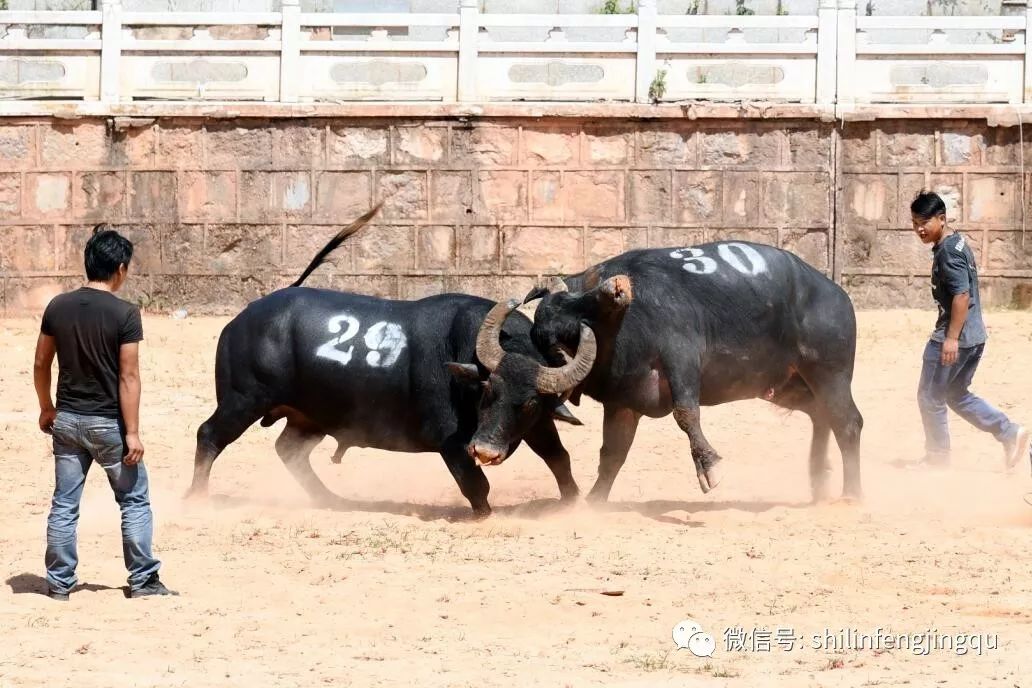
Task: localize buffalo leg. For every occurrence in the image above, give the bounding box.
[275,423,337,505]
[808,417,833,502]
[524,419,580,502]
[587,406,640,503]
[189,395,266,497]
[440,442,492,518]
[672,405,724,494]
[767,380,832,502]
[329,440,349,464]
[831,397,863,499]
[800,370,864,500]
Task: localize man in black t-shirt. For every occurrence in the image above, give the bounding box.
[910,192,1030,472]
[33,225,175,600]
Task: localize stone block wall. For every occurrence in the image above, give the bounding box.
[0,115,1028,314]
[840,120,1032,308]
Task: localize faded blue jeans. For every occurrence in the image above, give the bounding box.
[46,411,160,594]
[917,340,1019,458]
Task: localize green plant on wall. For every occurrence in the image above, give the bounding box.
[598,0,635,14]
[776,0,788,15]
[865,1,874,16]
[0,0,8,10]
[648,68,667,103]
[735,0,755,16]
[686,0,700,15]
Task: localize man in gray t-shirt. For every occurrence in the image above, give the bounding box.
[910,192,1029,471]
[930,231,987,349]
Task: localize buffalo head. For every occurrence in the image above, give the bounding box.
[447,299,597,466]
[527,274,632,373]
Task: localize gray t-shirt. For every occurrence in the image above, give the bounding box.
[929,232,987,348]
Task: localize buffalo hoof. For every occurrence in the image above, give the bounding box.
[559,488,581,504]
[183,485,207,502]
[471,505,492,520]
[809,472,834,504]
[824,496,861,507]
[841,484,864,503]
[697,461,723,494]
[837,491,863,505]
[310,492,346,510]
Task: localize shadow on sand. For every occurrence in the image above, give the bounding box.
[193,491,806,525]
[5,573,122,597]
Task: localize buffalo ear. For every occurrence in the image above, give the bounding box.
[551,403,583,426]
[446,362,482,386]
[597,275,633,311]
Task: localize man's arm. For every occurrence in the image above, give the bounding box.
[119,342,145,465]
[33,334,57,433]
[941,292,970,366]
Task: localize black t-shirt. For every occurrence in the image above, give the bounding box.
[40,287,144,418]
[929,232,987,348]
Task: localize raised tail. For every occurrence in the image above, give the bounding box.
[291,201,384,288]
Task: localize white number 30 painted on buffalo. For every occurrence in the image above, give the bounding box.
[316,314,407,369]
[669,242,768,276]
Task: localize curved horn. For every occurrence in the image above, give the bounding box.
[475,299,518,371]
[534,324,597,395]
[523,276,568,304]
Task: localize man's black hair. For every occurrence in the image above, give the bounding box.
[910,191,947,220]
[84,223,134,282]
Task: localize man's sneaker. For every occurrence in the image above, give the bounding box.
[1003,426,1031,473]
[130,574,178,598]
[898,452,950,470]
[47,589,69,602]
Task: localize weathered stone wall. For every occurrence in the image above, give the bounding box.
[0,116,1028,314]
[840,120,1032,308]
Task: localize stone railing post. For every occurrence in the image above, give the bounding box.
[100,0,123,103]
[458,0,479,102]
[816,0,838,105]
[1023,0,1032,102]
[635,0,657,103]
[836,0,857,107]
[280,0,301,103]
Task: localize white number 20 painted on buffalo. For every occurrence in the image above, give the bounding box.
[316,314,407,369]
[669,242,767,276]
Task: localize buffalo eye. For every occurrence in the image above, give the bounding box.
[480,383,494,403]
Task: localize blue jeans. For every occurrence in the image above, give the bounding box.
[917,340,1018,457]
[46,411,160,594]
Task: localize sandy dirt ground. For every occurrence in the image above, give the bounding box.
[1,309,1031,687]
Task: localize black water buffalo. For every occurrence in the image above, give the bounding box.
[467,242,863,502]
[186,205,596,516]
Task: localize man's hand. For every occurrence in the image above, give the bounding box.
[941,337,960,366]
[38,406,56,434]
[124,433,145,466]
